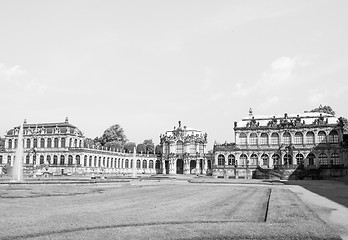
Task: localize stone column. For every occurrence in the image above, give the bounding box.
[203,158,208,175]
[162,159,166,174]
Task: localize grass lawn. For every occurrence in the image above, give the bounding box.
[0,181,341,240]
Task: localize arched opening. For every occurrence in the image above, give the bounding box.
[155,160,161,173]
[217,154,225,166]
[283,154,292,165]
[307,153,316,166]
[250,154,258,165]
[271,133,279,145]
[176,159,184,174]
[294,132,303,145]
[239,133,247,145]
[165,161,169,174]
[296,153,304,165]
[260,133,268,145]
[272,154,280,165]
[261,154,269,166]
[240,154,247,166]
[329,130,339,143]
[318,153,328,165]
[190,160,196,174]
[318,131,327,143]
[228,154,235,165]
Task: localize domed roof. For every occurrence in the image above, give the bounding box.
[6,118,84,137]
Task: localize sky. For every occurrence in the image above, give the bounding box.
[1,0,348,149]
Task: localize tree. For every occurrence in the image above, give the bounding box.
[136,143,146,154]
[143,139,155,154]
[155,144,162,155]
[338,117,348,132]
[310,105,335,116]
[83,137,96,148]
[0,137,5,151]
[124,142,136,153]
[99,124,128,146]
[105,141,123,151]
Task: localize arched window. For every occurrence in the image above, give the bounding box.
[318,131,326,143]
[47,138,52,148]
[142,160,147,169]
[318,153,328,165]
[272,154,280,165]
[107,157,110,168]
[217,154,225,166]
[294,132,303,144]
[250,133,258,145]
[149,160,154,168]
[330,153,340,165]
[261,154,269,166]
[8,139,12,149]
[239,133,247,145]
[130,160,133,168]
[89,156,92,167]
[228,154,235,165]
[69,138,72,147]
[46,155,51,164]
[260,133,268,145]
[26,155,30,164]
[306,132,315,144]
[68,155,73,165]
[76,155,80,165]
[250,154,258,165]
[176,141,183,154]
[137,159,141,168]
[98,157,101,167]
[328,130,339,143]
[271,133,279,145]
[33,138,37,148]
[282,132,291,145]
[40,138,45,148]
[79,140,82,148]
[0,155,3,164]
[26,139,31,149]
[74,139,78,147]
[53,155,58,165]
[283,154,292,165]
[165,143,170,154]
[118,159,120,168]
[8,155,11,165]
[84,155,87,166]
[40,155,44,164]
[296,153,304,165]
[94,156,97,167]
[240,154,247,166]
[54,138,59,148]
[125,159,129,168]
[61,138,66,148]
[307,153,315,165]
[60,155,65,165]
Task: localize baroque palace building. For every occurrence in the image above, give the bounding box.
[0,118,158,176]
[159,121,209,174]
[213,109,348,179]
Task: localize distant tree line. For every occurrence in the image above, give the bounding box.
[83,124,162,154]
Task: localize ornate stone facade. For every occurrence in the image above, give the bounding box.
[0,118,158,176]
[159,121,209,174]
[213,109,348,179]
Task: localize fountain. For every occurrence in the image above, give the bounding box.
[12,124,24,182]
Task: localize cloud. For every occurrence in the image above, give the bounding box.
[0,62,46,95]
[0,63,26,81]
[209,92,225,102]
[232,56,311,97]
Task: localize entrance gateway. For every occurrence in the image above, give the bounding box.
[159,121,209,175]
